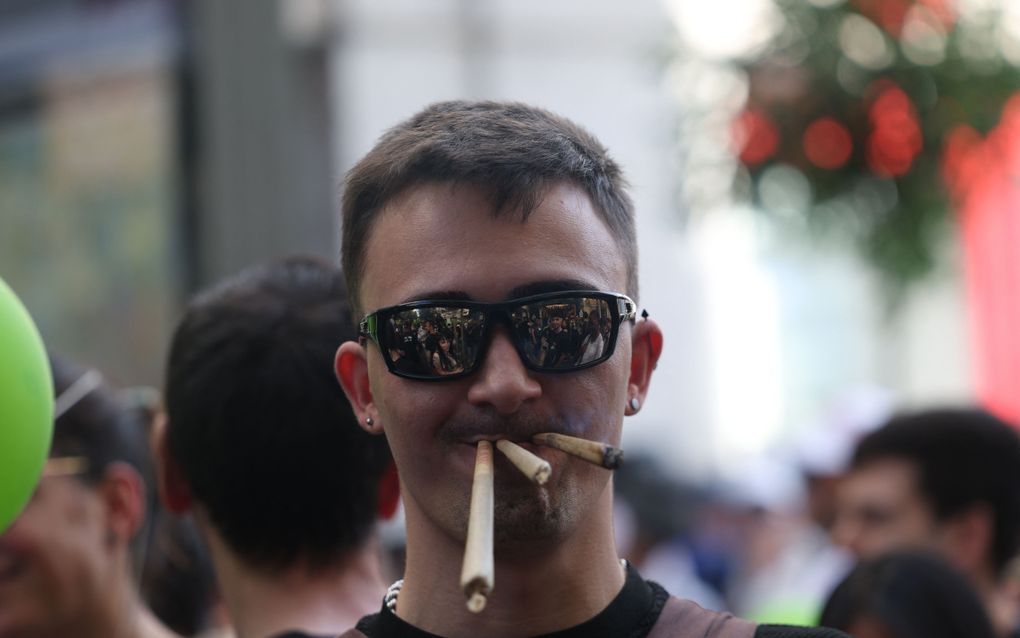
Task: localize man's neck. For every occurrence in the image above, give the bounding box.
[396,487,625,638]
[205,529,385,638]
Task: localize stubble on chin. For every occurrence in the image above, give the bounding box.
[492,484,561,546]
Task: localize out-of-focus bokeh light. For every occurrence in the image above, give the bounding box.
[803,117,854,169]
[663,0,781,59]
[734,108,780,165]
[839,13,895,70]
[866,83,923,177]
[901,5,949,65]
[1000,2,1020,64]
[758,164,813,217]
[941,95,1020,203]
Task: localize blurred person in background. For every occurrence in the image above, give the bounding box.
[832,407,1020,636]
[715,457,849,626]
[117,387,229,638]
[728,389,893,625]
[0,355,180,638]
[819,549,997,638]
[141,513,229,637]
[614,453,725,611]
[156,256,397,638]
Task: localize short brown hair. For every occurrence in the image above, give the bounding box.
[340,100,637,319]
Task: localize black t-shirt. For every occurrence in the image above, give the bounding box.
[352,565,849,638]
[355,563,667,638]
[541,327,575,367]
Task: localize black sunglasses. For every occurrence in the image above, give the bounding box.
[359,290,638,381]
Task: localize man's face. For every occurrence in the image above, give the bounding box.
[357,181,632,552]
[832,458,940,560]
[0,475,111,636]
[549,316,564,331]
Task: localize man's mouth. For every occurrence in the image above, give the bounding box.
[464,433,539,446]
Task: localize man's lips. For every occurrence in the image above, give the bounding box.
[438,410,583,446]
[462,433,540,444]
[458,436,553,456]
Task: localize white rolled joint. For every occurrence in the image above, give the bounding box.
[531,432,623,470]
[495,439,551,485]
[460,440,494,612]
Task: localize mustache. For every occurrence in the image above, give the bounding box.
[438,409,586,443]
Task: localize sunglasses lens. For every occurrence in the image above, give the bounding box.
[373,294,622,379]
[379,307,486,378]
[512,296,613,370]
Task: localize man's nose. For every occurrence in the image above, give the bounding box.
[467,327,541,414]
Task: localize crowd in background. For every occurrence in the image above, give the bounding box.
[3,255,1020,638]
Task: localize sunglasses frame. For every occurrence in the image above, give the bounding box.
[360,290,638,381]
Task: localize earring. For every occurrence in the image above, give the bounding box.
[366,417,375,427]
[628,398,640,412]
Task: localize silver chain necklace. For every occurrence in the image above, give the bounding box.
[383,559,627,613]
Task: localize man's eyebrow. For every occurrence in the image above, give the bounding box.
[399,280,598,305]
[508,280,598,298]
[400,290,472,304]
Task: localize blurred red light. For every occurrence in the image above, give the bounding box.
[867,83,922,176]
[941,124,983,201]
[853,0,910,36]
[919,0,957,29]
[734,108,780,166]
[803,117,854,169]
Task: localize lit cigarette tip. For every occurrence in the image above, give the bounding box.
[603,447,624,470]
[531,432,624,470]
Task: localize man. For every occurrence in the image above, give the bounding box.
[156,256,397,638]
[832,407,1020,636]
[0,356,180,638]
[334,100,846,637]
[577,313,607,364]
[539,311,575,368]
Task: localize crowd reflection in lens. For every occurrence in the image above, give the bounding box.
[381,296,613,376]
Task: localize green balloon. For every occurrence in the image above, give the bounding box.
[0,277,53,533]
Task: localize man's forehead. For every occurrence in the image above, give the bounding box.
[358,181,627,312]
[846,458,922,498]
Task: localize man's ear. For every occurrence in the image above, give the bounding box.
[335,340,382,434]
[97,462,145,546]
[941,503,994,579]
[152,413,192,514]
[627,317,663,415]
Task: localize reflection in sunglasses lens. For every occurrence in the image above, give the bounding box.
[380,296,614,378]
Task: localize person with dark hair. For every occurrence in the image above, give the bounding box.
[0,355,180,638]
[156,256,397,638]
[539,310,575,368]
[333,100,846,637]
[832,407,1020,636]
[819,550,997,638]
[430,333,463,376]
